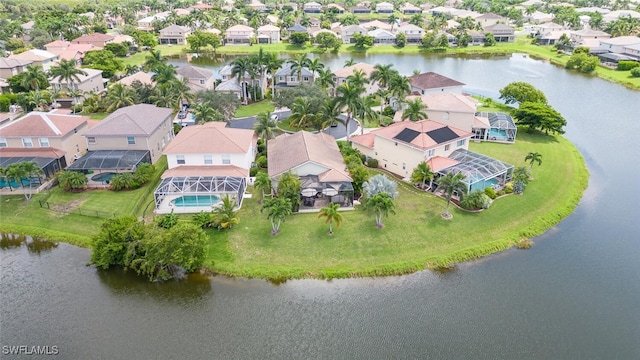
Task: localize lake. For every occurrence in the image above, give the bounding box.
[2,53,639,359]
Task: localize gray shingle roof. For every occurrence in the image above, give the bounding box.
[84,104,172,137]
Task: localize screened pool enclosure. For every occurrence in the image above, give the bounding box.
[154,176,246,214]
[436,149,514,192]
[473,112,517,143]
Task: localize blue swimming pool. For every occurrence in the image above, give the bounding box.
[488,128,508,141]
[470,177,499,192]
[171,195,221,207]
[0,178,30,188]
[91,172,121,182]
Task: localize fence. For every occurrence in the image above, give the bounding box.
[38,200,119,219]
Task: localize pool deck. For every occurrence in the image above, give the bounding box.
[155,194,225,214]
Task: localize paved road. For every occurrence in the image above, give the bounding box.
[228,110,360,140]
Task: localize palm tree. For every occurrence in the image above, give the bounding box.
[388,13,399,31]
[288,53,312,81]
[57,171,88,192]
[369,64,395,90]
[401,98,429,121]
[366,192,396,228]
[253,171,272,202]
[316,68,336,94]
[150,84,175,108]
[363,174,399,199]
[212,196,240,229]
[439,172,467,218]
[317,98,345,129]
[193,101,223,123]
[410,162,434,190]
[276,171,301,212]
[21,65,48,95]
[307,58,325,82]
[151,64,177,85]
[334,82,365,141]
[249,47,269,99]
[261,197,293,235]
[388,74,411,102]
[525,152,542,170]
[345,69,369,90]
[231,56,251,104]
[105,83,136,112]
[254,112,279,147]
[289,97,316,129]
[6,162,42,201]
[143,49,167,72]
[344,58,356,67]
[168,77,195,110]
[265,54,284,97]
[318,202,343,235]
[49,59,88,113]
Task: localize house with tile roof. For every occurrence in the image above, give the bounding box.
[400,2,422,14]
[49,68,106,94]
[176,65,215,92]
[409,72,465,95]
[341,25,368,44]
[80,104,174,164]
[333,62,379,96]
[394,93,479,131]
[117,71,155,87]
[257,24,281,44]
[350,120,472,178]
[369,29,396,44]
[268,131,354,209]
[273,62,315,91]
[71,33,115,48]
[304,1,323,13]
[475,13,507,26]
[376,1,394,13]
[44,41,103,64]
[159,24,191,45]
[0,111,91,176]
[484,23,515,42]
[8,50,59,71]
[225,24,255,45]
[0,57,33,80]
[396,24,424,44]
[153,122,256,213]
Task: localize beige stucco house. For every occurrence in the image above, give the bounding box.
[71,33,115,48]
[49,68,106,94]
[257,24,281,44]
[225,25,254,45]
[159,24,191,45]
[176,65,215,92]
[333,62,379,96]
[8,50,59,71]
[341,25,368,44]
[350,119,472,178]
[0,57,33,80]
[409,72,465,95]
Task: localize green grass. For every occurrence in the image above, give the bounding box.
[234,100,275,118]
[202,130,587,280]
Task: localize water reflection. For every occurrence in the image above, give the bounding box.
[0,233,58,254]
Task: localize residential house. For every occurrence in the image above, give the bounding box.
[475,13,507,26]
[190,3,214,11]
[536,30,569,46]
[44,41,102,64]
[20,21,35,44]
[218,64,266,101]
[484,23,515,42]
[0,111,91,176]
[257,24,281,44]
[154,121,257,213]
[8,50,59,71]
[570,29,611,44]
[351,6,371,14]
[361,20,393,31]
[341,25,368,44]
[268,131,354,209]
[303,1,323,13]
[288,24,309,36]
[409,72,465,95]
[176,65,215,92]
[327,4,345,13]
[395,93,478,131]
[50,68,105,94]
[621,44,640,60]
[159,24,191,45]
[225,24,254,45]
[350,119,472,178]
[0,57,33,80]
[396,23,424,44]
[78,104,174,164]
[137,14,167,31]
[401,3,422,14]
[376,2,395,13]
[368,29,396,45]
[524,11,555,24]
[333,62,378,95]
[117,72,155,87]
[273,62,314,91]
[530,22,564,34]
[602,10,640,23]
[214,79,244,99]
[248,0,269,12]
[599,36,640,53]
[71,33,115,48]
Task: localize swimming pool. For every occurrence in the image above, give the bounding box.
[91,172,123,182]
[488,128,508,141]
[171,195,221,207]
[0,178,30,188]
[470,177,499,192]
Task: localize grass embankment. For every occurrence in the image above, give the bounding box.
[0,157,167,247]
[202,131,587,280]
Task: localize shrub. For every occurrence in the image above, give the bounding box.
[484,187,496,199]
[250,166,259,177]
[504,182,514,194]
[516,239,533,249]
[617,60,639,71]
[0,96,10,112]
[257,142,266,154]
[382,106,395,117]
[460,190,492,210]
[513,180,526,194]
[344,154,363,169]
[155,210,178,229]
[133,163,155,185]
[631,67,640,78]
[192,211,216,229]
[110,173,137,191]
[366,158,379,168]
[256,155,267,168]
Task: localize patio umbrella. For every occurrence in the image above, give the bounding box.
[301,188,317,197]
[322,188,338,196]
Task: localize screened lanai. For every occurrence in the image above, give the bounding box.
[437,149,514,192]
[66,150,151,172]
[154,176,246,214]
[474,112,517,143]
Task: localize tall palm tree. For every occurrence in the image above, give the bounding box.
[105,83,136,112]
[410,162,434,190]
[344,58,356,67]
[151,63,177,85]
[193,101,223,123]
[307,58,325,82]
[525,152,542,170]
[254,112,279,147]
[143,49,167,72]
[316,68,335,94]
[249,48,269,99]
[317,98,345,129]
[345,69,369,90]
[439,172,467,218]
[366,192,396,228]
[212,196,240,229]
[288,53,312,81]
[265,54,285,97]
[261,196,293,235]
[21,65,48,95]
[334,82,365,141]
[369,64,395,90]
[231,56,252,104]
[388,13,400,31]
[253,171,273,202]
[318,202,343,235]
[49,59,88,113]
[401,98,429,121]
[150,84,175,108]
[288,97,316,129]
[168,77,195,110]
[388,74,411,102]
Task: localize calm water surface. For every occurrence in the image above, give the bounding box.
[2,54,640,359]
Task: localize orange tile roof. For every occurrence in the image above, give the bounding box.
[349,132,374,148]
[163,122,256,154]
[0,147,66,159]
[161,165,248,178]
[426,156,460,172]
[333,62,376,78]
[0,112,89,137]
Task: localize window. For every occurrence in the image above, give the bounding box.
[303,76,309,82]
[88,137,96,144]
[222,154,231,164]
[39,138,50,147]
[289,76,297,82]
[457,139,466,147]
[427,149,435,157]
[22,138,33,147]
[279,76,284,82]
[0,137,6,147]
[176,155,185,165]
[402,163,406,170]
[204,155,213,164]
[445,144,450,151]
[443,112,449,121]
[127,136,135,145]
[200,80,205,85]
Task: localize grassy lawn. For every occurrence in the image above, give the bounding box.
[121,45,189,67]
[203,130,587,279]
[0,157,167,247]
[234,101,275,118]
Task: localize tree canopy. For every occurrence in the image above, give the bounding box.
[499,82,547,105]
[513,102,567,134]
